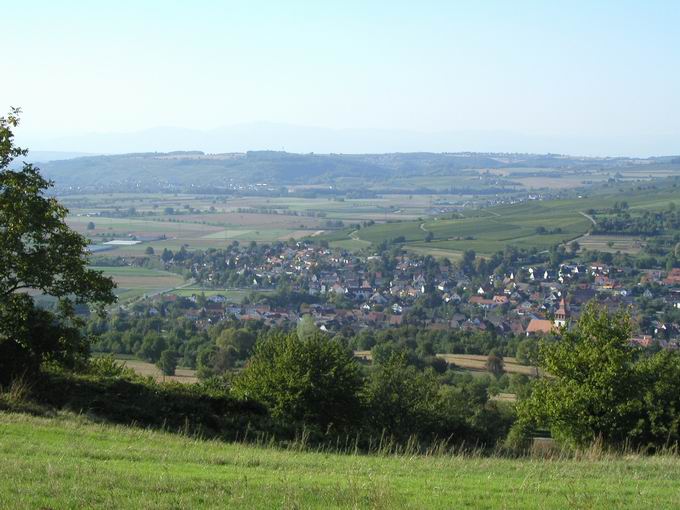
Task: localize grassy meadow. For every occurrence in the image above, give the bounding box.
[2,411,680,509]
[93,266,186,302]
[115,357,198,384]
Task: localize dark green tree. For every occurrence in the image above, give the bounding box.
[361,352,440,440]
[138,333,167,362]
[486,351,505,377]
[513,303,680,450]
[156,349,178,376]
[0,109,116,383]
[232,331,362,432]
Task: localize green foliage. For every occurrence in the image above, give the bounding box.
[0,294,87,383]
[232,331,362,433]
[157,350,179,376]
[515,337,539,365]
[87,354,135,378]
[516,303,680,450]
[216,328,256,359]
[0,110,115,384]
[361,353,442,440]
[363,353,514,444]
[29,369,270,440]
[138,333,167,363]
[486,351,505,377]
[296,315,318,341]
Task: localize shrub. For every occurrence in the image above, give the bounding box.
[232,332,362,433]
[515,303,680,450]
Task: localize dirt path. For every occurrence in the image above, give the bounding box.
[579,211,597,226]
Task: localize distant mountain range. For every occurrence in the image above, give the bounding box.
[10,151,96,167]
[24,123,680,157]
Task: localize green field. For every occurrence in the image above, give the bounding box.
[340,201,591,256]
[323,186,680,257]
[94,266,186,303]
[2,412,680,509]
[63,193,441,258]
[65,185,680,269]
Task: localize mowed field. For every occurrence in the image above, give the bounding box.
[436,354,540,376]
[354,351,538,376]
[117,358,198,384]
[2,412,680,509]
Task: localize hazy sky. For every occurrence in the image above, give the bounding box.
[4,1,680,155]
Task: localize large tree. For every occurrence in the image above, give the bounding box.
[232,331,362,433]
[0,108,116,383]
[514,302,680,450]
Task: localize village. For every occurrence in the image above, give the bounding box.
[125,241,680,349]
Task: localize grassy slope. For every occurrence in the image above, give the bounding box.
[2,412,680,509]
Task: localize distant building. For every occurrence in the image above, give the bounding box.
[526,319,553,336]
[664,268,680,286]
[554,297,569,328]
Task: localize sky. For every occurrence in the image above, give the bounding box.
[3,0,680,156]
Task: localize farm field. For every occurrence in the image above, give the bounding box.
[63,193,444,258]
[326,186,680,256]
[352,201,592,255]
[404,245,464,261]
[2,412,680,509]
[435,354,539,376]
[354,351,538,377]
[93,266,186,303]
[66,185,680,262]
[116,358,198,384]
[576,235,644,254]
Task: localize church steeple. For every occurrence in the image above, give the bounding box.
[554,297,568,328]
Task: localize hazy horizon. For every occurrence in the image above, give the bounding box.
[17,122,680,159]
[4,1,680,157]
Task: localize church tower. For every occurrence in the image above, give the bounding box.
[554,297,569,328]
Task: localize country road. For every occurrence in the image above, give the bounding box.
[579,211,597,226]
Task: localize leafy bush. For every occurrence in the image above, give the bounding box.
[31,370,271,440]
[515,303,680,451]
[232,331,362,434]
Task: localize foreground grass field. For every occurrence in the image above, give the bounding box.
[2,412,680,509]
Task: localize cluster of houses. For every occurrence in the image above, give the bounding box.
[137,243,680,348]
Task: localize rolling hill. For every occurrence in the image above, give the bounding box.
[34,151,680,192]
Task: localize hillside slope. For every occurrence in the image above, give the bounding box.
[325,185,680,256]
[36,151,679,190]
[1,412,679,509]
